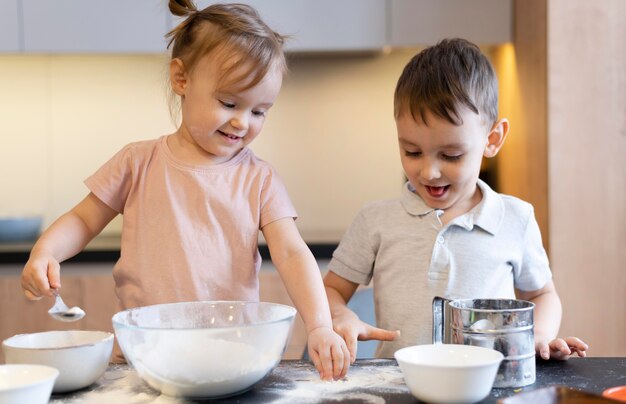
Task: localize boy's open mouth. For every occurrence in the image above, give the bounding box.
[425,185,449,198]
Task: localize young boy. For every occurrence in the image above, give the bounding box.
[323,38,588,363]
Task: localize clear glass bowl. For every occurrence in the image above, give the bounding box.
[112,301,296,399]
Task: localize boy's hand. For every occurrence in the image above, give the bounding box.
[21,254,61,300]
[332,308,400,363]
[307,326,351,381]
[536,336,588,360]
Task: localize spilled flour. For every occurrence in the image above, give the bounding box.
[50,367,174,404]
[267,361,409,403]
[50,360,410,404]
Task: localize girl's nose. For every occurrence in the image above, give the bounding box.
[230,113,249,131]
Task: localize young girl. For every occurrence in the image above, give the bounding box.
[21,1,349,381]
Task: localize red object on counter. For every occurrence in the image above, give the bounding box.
[603,386,626,402]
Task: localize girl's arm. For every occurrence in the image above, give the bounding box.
[516,280,588,360]
[22,192,118,300]
[324,271,399,363]
[262,217,350,381]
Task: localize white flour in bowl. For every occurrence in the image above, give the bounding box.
[129,332,277,397]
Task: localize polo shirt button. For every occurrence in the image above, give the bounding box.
[437,236,445,244]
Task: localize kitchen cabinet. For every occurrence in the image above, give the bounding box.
[389,0,513,46]
[0,0,21,52]
[9,0,514,54]
[21,0,169,53]
[172,0,387,52]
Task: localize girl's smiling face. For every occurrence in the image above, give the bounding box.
[170,53,283,165]
[397,107,507,220]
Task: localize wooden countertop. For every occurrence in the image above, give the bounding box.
[49,357,626,403]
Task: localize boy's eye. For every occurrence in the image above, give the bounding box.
[219,100,235,108]
[404,150,421,157]
[442,154,463,161]
[252,110,267,117]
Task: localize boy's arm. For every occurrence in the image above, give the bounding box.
[324,271,400,362]
[262,217,350,381]
[22,192,118,300]
[516,280,588,360]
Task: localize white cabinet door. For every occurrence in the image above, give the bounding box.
[171,0,387,52]
[0,0,21,52]
[22,0,169,53]
[390,0,513,47]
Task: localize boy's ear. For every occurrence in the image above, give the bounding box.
[484,118,509,158]
[170,58,188,96]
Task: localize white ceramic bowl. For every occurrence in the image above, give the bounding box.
[112,301,296,398]
[395,344,504,404]
[0,364,59,404]
[2,330,113,393]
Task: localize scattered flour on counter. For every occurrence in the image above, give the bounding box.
[50,360,410,404]
[268,361,409,404]
[50,368,184,404]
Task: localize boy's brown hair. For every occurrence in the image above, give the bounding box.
[394,38,498,127]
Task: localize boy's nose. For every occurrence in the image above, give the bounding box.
[420,160,441,180]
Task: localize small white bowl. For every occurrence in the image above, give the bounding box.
[0,364,59,404]
[395,344,504,404]
[2,330,113,393]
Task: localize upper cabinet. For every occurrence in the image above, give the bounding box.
[390,0,513,47]
[3,0,512,54]
[179,0,387,52]
[21,0,169,53]
[0,0,21,52]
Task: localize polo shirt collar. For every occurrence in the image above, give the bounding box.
[400,179,504,235]
[400,181,435,216]
[468,179,504,235]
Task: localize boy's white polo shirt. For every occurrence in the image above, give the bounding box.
[328,179,551,358]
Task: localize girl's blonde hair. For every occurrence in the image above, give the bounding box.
[166,1,287,117]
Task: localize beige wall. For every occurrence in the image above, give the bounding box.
[3,9,624,359]
[0,52,419,242]
[498,0,626,356]
[547,0,626,356]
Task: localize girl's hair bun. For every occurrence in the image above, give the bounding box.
[168,0,198,18]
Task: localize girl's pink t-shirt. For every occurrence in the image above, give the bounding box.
[85,135,297,310]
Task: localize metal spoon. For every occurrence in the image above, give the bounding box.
[48,289,85,322]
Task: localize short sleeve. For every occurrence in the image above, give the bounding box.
[84,144,134,213]
[327,208,376,285]
[514,206,552,291]
[258,167,297,229]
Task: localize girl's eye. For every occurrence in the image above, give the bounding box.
[442,154,462,161]
[252,110,266,117]
[219,100,235,108]
[404,150,421,157]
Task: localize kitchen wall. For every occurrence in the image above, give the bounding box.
[0,50,423,242]
[2,2,625,359]
[497,0,626,357]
